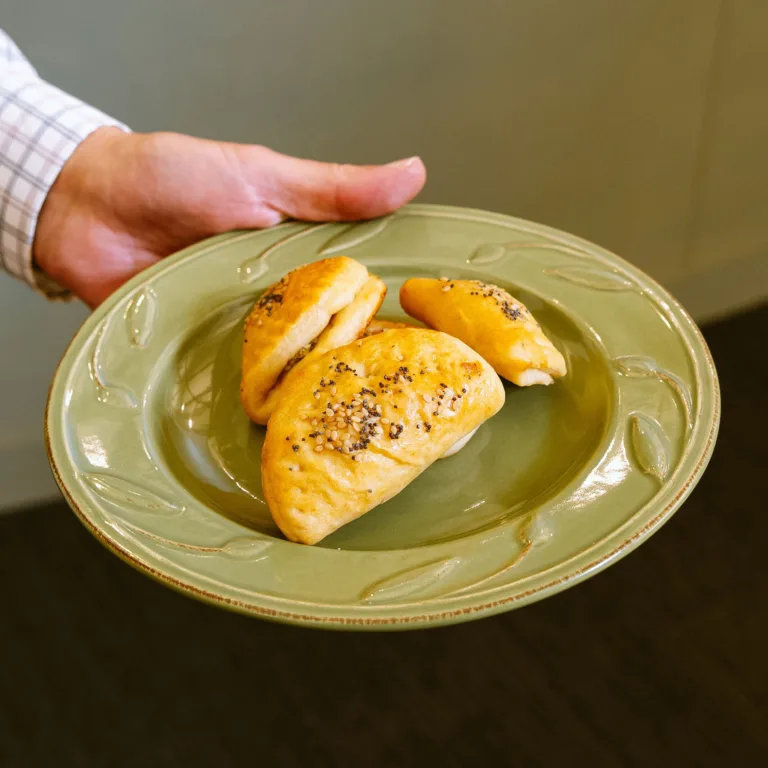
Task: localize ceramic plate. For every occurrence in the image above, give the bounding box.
[46,204,719,629]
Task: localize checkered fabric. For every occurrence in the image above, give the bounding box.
[0,29,129,297]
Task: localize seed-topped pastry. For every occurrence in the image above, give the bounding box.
[400,278,567,386]
[261,328,505,545]
[241,257,386,425]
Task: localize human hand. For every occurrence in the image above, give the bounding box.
[33,128,426,308]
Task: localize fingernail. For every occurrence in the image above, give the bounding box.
[387,156,421,169]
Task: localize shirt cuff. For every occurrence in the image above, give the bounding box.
[0,69,130,299]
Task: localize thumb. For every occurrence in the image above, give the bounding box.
[243,147,426,222]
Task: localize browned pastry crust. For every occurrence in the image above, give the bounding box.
[262,328,505,544]
[362,319,418,337]
[400,278,567,386]
[241,257,385,424]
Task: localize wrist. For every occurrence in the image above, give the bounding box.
[32,126,135,292]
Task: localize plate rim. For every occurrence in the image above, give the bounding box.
[45,203,721,630]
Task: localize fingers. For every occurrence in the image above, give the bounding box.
[240,146,427,222]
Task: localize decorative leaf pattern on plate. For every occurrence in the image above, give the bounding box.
[613,355,693,432]
[237,224,329,284]
[216,537,272,560]
[504,241,595,260]
[82,472,184,514]
[628,413,671,483]
[542,266,635,291]
[116,520,272,561]
[125,286,157,348]
[467,240,596,267]
[440,512,551,599]
[318,216,394,256]
[89,322,138,410]
[237,253,269,283]
[361,513,556,606]
[359,557,461,604]
[467,242,507,265]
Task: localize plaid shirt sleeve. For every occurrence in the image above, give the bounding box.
[0,29,130,298]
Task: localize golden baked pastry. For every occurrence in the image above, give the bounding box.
[362,318,418,337]
[241,257,386,424]
[400,278,567,386]
[363,318,479,459]
[261,328,505,544]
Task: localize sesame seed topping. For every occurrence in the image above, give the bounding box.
[305,366,408,462]
[256,286,285,316]
[470,281,526,321]
[314,445,324,452]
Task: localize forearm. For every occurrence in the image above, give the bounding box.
[0,28,128,297]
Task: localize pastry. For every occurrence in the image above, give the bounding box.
[362,319,476,457]
[362,319,417,337]
[261,328,505,544]
[241,257,386,424]
[400,278,567,386]
[364,320,478,459]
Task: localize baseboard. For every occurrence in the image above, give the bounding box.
[0,438,62,514]
[668,250,768,325]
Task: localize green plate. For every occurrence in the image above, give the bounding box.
[45,204,720,629]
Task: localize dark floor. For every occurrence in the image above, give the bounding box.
[1,305,766,768]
